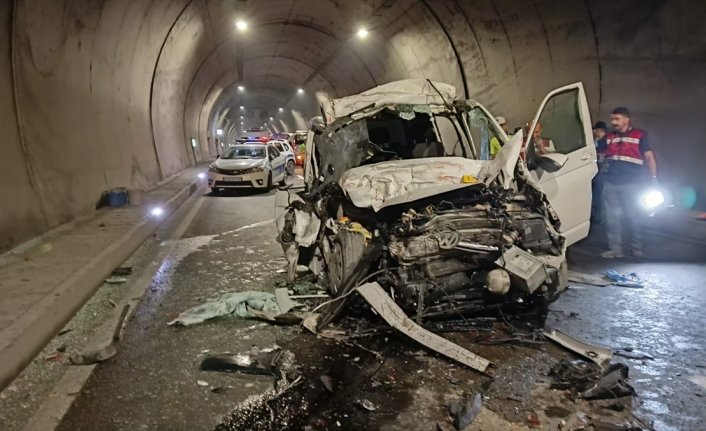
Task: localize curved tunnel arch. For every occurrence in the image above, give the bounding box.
[2,0,706,252]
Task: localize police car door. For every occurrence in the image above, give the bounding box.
[268,145,286,180]
[525,82,597,246]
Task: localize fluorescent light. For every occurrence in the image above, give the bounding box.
[239,105,244,110]
[278,107,284,112]
[216,128,223,136]
[269,117,273,121]
[357,28,369,39]
[237,85,245,91]
[240,116,244,119]
[235,19,248,32]
[297,88,304,94]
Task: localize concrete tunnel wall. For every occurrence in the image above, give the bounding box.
[2,0,705,253]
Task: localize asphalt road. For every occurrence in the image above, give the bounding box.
[21,173,705,431]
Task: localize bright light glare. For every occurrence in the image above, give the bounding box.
[239,105,244,110]
[240,116,244,119]
[357,28,369,39]
[150,207,164,217]
[641,189,665,209]
[237,85,245,91]
[297,88,304,94]
[216,128,223,136]
[197,172,206,180]
[269,117,273,121]
[235,20,248,32]
[278,107,284,112]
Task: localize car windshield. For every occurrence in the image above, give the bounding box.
[222,146,266,159]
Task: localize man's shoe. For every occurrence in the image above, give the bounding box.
[601,250,624,259]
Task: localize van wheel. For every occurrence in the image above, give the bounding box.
[286,160,295,175]
[210,188,220,196]
[328,231,366,297]
[267,173,273,189]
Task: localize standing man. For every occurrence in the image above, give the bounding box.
[598,107,658,258]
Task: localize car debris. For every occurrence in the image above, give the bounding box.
[319,374,334,393]
[70,304,129,365]
[550,359,635,400]
[449,392,482,430]
[110,266,133,277]
[568,270,612,287]
[104,276,128,284]
[200,346,288,378]
[614,348,654,360]
[275,79,590,348]
[543,329,613,368]
[357,282,491,372]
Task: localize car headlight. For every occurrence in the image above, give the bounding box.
[208,164,218,173]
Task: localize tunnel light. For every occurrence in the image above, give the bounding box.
[197,172,206,180]
[216,128,223,136]
[278,107,284,112]
[240,115,244,119]
[357,28,369,39]
[239,105,245,110]
[235,19,248,32]
[237,85,245,92]
[150,206,164,217]
[297,88,304,94]
[269,117,274,121]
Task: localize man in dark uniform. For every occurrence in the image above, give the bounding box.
[597,107,658,259]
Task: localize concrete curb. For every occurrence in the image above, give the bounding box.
[0,178,200,390]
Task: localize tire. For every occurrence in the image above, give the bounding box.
[286,160,295,176]
[210,188,220,196]
[327,230,366,297]
[266,172,273,189]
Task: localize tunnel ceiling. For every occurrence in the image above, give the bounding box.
[4,0,706,252]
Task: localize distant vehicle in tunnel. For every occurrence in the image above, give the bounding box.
[276,79,597,325]
[208,144,287,194]
[270,140,296,175]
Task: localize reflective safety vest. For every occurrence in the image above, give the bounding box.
[604,128,646,165]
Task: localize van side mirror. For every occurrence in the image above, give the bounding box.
[535,153,568,172]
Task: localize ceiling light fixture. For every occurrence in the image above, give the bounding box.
[278,107,284,112]
[357,28,369,39]
[239,105,244,110]
[237,85,245,91]
[297,88,304,94]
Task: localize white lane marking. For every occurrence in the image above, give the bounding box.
[221,219,274,235]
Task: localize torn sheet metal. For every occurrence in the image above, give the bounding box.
[340,157,486,211]
[327,79,457,121]
[356,282,490,372]
[544,329,613,368]
[293,209,320,247]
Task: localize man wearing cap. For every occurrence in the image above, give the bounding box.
[489,116,508,159]
[597,107,658,259]
[591,121,608,223]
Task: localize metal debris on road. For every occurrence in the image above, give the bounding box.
[200,346,287,378]
[356,282,491,373]
[614,348,654,360]
[319,375,334,393]
[196,380,209,387]
[550,359,635,400]
[449,392,482,430]
[104,276,128,284]
[543,329,613,368]
[110,266,133,276]
[356,398,378,411]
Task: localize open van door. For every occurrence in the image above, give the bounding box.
[525,83,598,246]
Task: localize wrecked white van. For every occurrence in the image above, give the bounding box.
[276,79,597,326]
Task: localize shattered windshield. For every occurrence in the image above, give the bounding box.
[222,146,266,159]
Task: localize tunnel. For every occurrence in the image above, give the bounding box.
[3,0,706,251]
[2,1,706,430]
